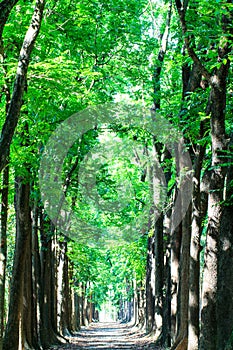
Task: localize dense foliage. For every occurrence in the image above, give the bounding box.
[0,0,233,349]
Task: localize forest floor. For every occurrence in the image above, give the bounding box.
[49,322,163,349]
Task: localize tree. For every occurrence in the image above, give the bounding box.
[217,135,233,350]
[0,0,45,173]
[175,1,233,349]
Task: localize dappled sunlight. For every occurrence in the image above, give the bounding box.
[53,323,158,349]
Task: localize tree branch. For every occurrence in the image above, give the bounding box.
[174,3,211,83]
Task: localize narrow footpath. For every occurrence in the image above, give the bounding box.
[50,322,158,350]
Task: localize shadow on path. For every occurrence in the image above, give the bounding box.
[49,322,160,349]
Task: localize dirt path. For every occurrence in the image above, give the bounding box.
[49,322,159,349]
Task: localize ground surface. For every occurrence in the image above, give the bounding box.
[49,322,160,349]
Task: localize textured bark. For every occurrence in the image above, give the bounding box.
[145,235,155,333]
[162,212,171,348]
[3,178,31,350]
[0,0,45,173]
[170,220,182,342]
[23,218,40,349]
[183,56,206,350]
[32,205,42,347]
[80,283,85,326]
[200,74,229,350]
[0,161,9,339]
[175,3,232,349]
[152,0,172,110]
[154,215,164,341]
[187,139,207,350]
[137,282,146,329]
[171,205,191,350]
[59,241,72,336]
[74,291,80,331]
[133,278,138,326]
[40,215,65,348]
[57,240,65,334]
[216,137,233,350]
[83,284,89,326]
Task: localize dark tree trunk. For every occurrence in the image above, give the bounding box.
[217,136,233,350]
[39,215,65,348]
[3,178,31,350]
[59,241,72,336]
[174,3,231,348]
[23,217,40,349]
[171,204,191,350]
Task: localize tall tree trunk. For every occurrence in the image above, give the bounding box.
[137,282,146,329]
[23,216,40,350]
[145,235,155,333]
[0,161,9,340]
[3,178,31,350]
[171,205,191,350]
[170,219,182,342]
[39,214,65,348]
[200,72,229,350]
[181,57,206,350]
[187,181,201,350]
[0,0,45,172]
[174,3,232,349]
[32,204,42,347]
[0,38,11,345]
[133,277,138,326]
[153,215,164,342]
[59,241,72,336]
[216,136,233,350]
[162,211,171,348]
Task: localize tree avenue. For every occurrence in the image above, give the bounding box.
[0,1,232,350]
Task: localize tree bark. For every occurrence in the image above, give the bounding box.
[0,160,9,340]
[3,178,31,350]
[0,0,45,173]
[153,215,164,342]
[137,282,146,329]
[200,71,229,350]
[32,204,42,347]
[170,219,182,342]
[145,235,155,333]
[216,136,233,350]
[171,204,191,350]
[187,149,205,350]
[162,212,171,348]
[175,2,232,349]
[23,216,40,349]
[39,215,65,348]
